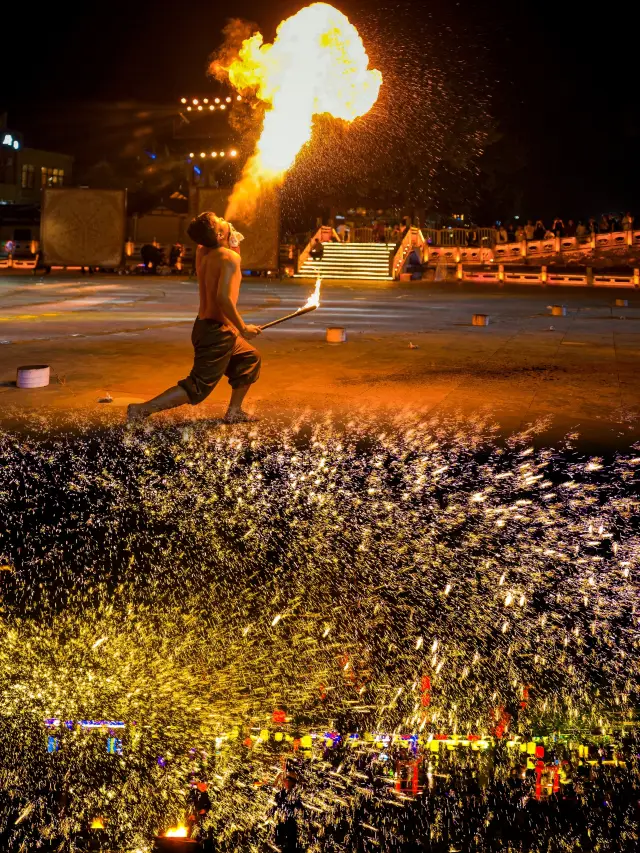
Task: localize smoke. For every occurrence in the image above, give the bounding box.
[208,18,257,84]
[209,18,265,221]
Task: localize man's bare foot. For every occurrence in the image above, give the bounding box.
[127,403,149,422]
[223,409,258,424]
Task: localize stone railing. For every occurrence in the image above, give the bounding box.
[392,228,640,281]
[423,230,640,267]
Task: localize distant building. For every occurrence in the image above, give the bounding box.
[0,115,74,246]
[0,116,73,206]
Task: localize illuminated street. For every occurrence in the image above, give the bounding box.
[2,275,640,445]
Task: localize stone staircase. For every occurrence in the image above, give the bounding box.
[297,242,394,281]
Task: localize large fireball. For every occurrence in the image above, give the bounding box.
[216,2,382,220]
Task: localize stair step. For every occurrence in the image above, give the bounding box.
[300,263,390,268]
[299,242,395,280]
[295,274,392,280]
[300,269,390,275]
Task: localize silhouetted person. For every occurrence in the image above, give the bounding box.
[310,238,324,261]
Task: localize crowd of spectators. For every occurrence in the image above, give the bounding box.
[302,212,637,252]
[203,737,640,853]
[492,212,635,245]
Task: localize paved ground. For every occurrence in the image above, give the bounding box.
[1,272,639,447]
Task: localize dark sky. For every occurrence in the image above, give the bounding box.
[1,0,638,219]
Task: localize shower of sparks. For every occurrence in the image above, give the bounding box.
[0,409,638,849]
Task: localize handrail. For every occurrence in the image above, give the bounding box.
[391,227,425,279]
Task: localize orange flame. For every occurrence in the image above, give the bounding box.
[165,824,188,838]
[90,817,105,830]
[218,2,381,220]
[303,277,322,310]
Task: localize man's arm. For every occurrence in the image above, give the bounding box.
[215,252,261,339]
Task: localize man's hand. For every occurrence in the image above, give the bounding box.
[241,324,262,339]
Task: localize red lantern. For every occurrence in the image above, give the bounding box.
[420,675,431,707]
[490,706,512,739]
[272,709,286,724]
[535,759,544,800]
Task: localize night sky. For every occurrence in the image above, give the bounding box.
[1,0,637,220]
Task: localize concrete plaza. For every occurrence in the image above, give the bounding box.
[1,273,639,446]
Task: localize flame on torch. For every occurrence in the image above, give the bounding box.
[165,824,188,838]
[303,277,322,310]
[212,2,382,221]
[260,278,322,330]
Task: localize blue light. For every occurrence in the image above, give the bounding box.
[2,133,19,150]
[194,166,201,176]
[107,737,123,755]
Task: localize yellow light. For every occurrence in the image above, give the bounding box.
[203,98,209,103]
[237,95,242,101]
[189,152,194,158]
[197,105,203,111]
[90,817,105,830]
[209,105,215,110]
[180,97,187,104]
[165,825,188,838]
[219,151,225,157]
[226,96,232,102]
[187,106,192,111]
[200,152,206,158]
[215,97,220,104]
[193,98,198,105]
[211,152,218,158]
[230,149,238,157]
[220,104,226,110]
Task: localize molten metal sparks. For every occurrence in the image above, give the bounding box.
[0,410,639,849]
[216,3,382,220]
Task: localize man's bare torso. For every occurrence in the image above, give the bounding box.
[197,246,240,324]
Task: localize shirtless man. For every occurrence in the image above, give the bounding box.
[127,211,262,423]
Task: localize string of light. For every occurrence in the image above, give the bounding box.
[181,95,242,112]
